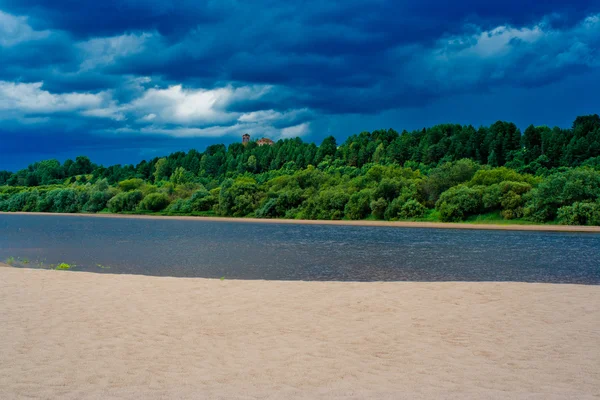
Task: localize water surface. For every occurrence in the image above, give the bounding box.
[1,214,599,283]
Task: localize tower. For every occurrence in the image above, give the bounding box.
[242,133,250,145]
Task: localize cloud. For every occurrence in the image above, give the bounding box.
[78,32,154,69]
[0,1,599,170]
[124,83,272,125]
[0,81,105,113]
[281,123,310,138]
[0,10,50,47]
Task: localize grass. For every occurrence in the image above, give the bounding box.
[463,211,539,225]
[96,264,111,269]
[56,263,73,270]
[5,256,15,265]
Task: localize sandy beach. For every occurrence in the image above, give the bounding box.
[2,211,600,232]
[1,266,598,399]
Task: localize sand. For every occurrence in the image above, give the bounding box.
[2,211,600,232]
[0,266,599,399]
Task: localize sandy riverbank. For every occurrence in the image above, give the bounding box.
[2,211,600,232]
[0,266,598,399]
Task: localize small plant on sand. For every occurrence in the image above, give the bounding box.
[96,264,111,269]
[21,258,29,264]
[5,256,15,265]
[56,263,73,270]
[220,276,225,281]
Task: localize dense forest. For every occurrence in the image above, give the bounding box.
[1,115,600,225]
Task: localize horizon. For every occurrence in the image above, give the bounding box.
[1,1,599,170]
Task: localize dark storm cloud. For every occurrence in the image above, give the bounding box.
[0,0,598,170]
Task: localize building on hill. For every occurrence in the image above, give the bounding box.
[242,133,250,145]
[257,137,274,146]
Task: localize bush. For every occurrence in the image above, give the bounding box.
[469,167,532,186]
[400,199,426,219]
[525,168,600,222]
[188,188,216,212]
[7,190,39,212]
[37,189,83,213]
[107,190,143,213]
[83,190,114,212]
[138,193,171,212]
[218,178,263,217]
[303,189,350,220]
[436,185,483,222]
[344,189,373,219]
[370,197,388,220]
[118,178,144,192]
[557,202,600,226]
[423,159,480,204]
[166,199,192,214]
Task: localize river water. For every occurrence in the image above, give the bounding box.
[1,214,599,283]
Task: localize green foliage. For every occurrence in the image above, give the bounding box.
[7,190,39,212]
[469,167,533,186]
[303,188,350,220]
[166,199,192,214]
[436,185,483,222]
[344,190,373,219]
[218,178,263,217]
[557,202,600,226]
[118,178,144,192]
[370,198,388,220]
[37,189,84,213]
[400,199,427,219]
[138,193,171,212]
[56,263,72,270]
[188,187,216,212]
[170,167,196,185]
[154,158,169,182]
[1,114,600,225]
[524,168,600,222]
[107,190,144,213]
[422,159,480,205]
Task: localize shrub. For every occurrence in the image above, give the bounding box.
[557,202,600,226]
[37,189,83,213]
[370,197,388,220]
[400,199,426,219]
[118,178,144,192]
[188,188,216,212]
[344,189,373,219]
[303,189,350,220]
[423,159,480,204]
[83,190,114,213]
[166,199,192,214]
[469,167,532,186]
[138,193,171,212]
[107,190,143,213]
[525,168,600,222]
[8,190,39,212]
[436,185,483,222]
[218,178,264,217]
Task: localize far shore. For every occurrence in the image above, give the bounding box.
[1,211,600,232]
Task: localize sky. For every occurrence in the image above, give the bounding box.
[0,1,599,171]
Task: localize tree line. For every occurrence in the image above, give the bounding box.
[1,115,600,225]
